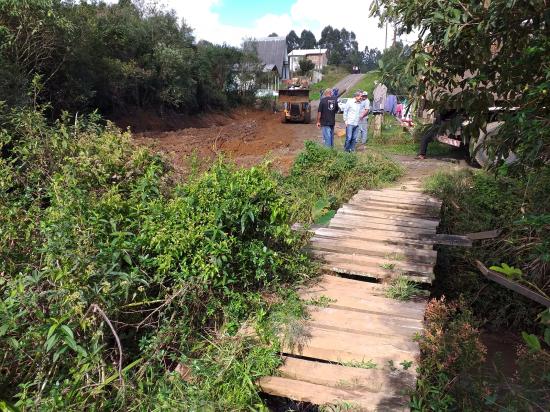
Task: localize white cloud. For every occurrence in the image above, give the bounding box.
[108,0,417,50]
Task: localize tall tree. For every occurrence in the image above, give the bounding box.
[363,47,382,71]
[285,30,300,52]
[372,0,549,170]
[299,29,317,49]
[378,42,413,94]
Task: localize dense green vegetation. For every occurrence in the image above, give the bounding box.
[368,2,550,408]
[282,141,403,223]
[0,0,262,117]
[372,0,549,171]
[368,116,454,157]
[426,169,550,329]
[413,169,550,410]
[0,102,312,409]
[0,92,401,409]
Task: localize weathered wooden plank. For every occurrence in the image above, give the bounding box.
[311,237,437,265]
[328,217,437,235]
[283,325,420,366]
[338,207,439,227]
[466,229,502,240]
[347,198,440,218]
[352,192,442,208]
[318,256,432,281]
[277,356,415,396]
[300,283,427,319]
[340,204,439,223]
[314,226,435,244]
[359,189,437,202]
[307,306,423,338]
[259,376,409,410]
[313,228,435,250]
[476,260,550,307]
[306,275,427,310]
[307,274,388,296]
[432,234,472,247]
[321,262,433,284]
[312,250,435,276]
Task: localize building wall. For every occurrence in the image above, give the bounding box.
[289,53,327,72]
[307,53,327,69]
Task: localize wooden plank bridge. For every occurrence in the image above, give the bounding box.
[260,183,442,410]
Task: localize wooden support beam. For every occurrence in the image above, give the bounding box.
[432,234,472,247]
[475,260,550,307]
[466,229,502,240]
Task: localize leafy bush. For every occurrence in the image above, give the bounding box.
[425,168,550,328]
[0,106,312,409]
[421,168,550,410]
[412,298,486,411]
[282,141,402,223]
[0,0,261,115]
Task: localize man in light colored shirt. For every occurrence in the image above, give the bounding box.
[358,91,370,145]
[343,91,368,152]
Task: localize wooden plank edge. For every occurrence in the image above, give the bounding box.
[475,260,550,307]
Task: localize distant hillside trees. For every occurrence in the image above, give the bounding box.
[300,30,317,49]
[0,0,261,116]
[285,30,301,52]
[285,26,381,72]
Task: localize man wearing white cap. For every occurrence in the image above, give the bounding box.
[358,91,370,146]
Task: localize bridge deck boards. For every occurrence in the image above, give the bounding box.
[260,186,440,410]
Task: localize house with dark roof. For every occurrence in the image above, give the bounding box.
[253,36,290,80]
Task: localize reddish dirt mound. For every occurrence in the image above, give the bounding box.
[114,107,236,132]
[134,109,319,176]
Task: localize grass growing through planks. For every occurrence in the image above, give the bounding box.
[340,359,377,369]
[385,276,421,301]
[306,295,337,307]
[380,262,396,271]
[385,252,406,261]
[319,401,359,412]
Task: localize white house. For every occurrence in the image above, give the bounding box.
[288,48,328,72]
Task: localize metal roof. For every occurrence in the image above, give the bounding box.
[288,48,328,57]
[263,64,278,72]
[254,37,288,77]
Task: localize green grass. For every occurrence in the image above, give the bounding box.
[282,141,403,223]
[340,359,377,369]
[365,115,455,157]
[385,276,421,301]
[309,65,349,100]
[343,70,381,97]
[380,262,396,270]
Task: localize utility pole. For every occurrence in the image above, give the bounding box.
[393,23,397,46]
[384,23,388,49]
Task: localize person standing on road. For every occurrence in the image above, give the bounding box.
[358,91,370,146]
[317,89,339,148]
[343,91,364,152]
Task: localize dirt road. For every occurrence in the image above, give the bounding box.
[134,74,366,177]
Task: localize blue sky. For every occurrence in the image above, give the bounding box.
[214,0,296,28]
[115,1,409,50]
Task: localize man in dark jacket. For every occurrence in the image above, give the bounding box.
[317,89,339,147]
